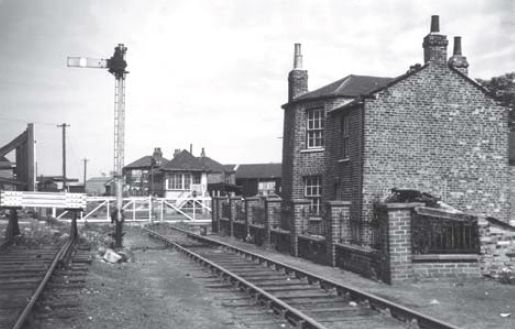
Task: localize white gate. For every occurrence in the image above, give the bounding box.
[56,196,211,223]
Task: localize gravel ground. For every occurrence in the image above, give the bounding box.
[203,231,515,329]
[61,226,289,329]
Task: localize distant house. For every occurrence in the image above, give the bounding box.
[235,163,282,197]
[123,147,168,196]
[161,149,227,199]
[37,176,80,192]
[85,176,113,196]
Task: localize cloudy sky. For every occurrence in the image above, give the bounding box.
[0,0,514,181]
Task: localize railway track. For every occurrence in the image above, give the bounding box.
[145,224,462,329]
[0,237,86,329]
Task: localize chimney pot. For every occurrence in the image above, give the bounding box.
[430,15,440,33]
[293,43,303,69]
[453,36,462,56]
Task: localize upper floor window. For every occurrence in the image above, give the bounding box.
[304,175,322,216]
[307,108,324,148]
[341,114,350,158]
[193,172,201,185]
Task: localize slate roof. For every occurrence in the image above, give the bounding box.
[199,156,226,173]
[223,164,237,173]
[294,74,394,102]
[235,163,282,180]
[161,150,226,172]
[124,155,169,169]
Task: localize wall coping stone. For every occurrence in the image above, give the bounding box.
[244,197,261,201]
[412,254,479,262]
[298,233,325,242]
[229,196,244,201]
[265,197,282,203]
[335,242,378,255]
[326,200,351,206]
[290,198,311,204]
[380,202,425,210]
[271,227,290,235]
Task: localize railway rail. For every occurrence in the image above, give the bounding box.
[0,237,79,329]
[145,224,462,329]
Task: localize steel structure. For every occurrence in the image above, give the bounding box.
[67,44,128,247]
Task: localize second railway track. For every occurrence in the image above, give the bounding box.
[0,236,89,329]
[145,224,462,329]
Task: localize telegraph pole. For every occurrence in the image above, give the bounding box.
[57,123,70,191]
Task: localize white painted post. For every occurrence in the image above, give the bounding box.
[52,207,56,218]
[148,196,152,222]
[106,200,110,221]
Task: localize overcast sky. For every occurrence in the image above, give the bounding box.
[0,0,514,181]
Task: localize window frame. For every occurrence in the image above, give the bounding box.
[341,114,350,159]
[306,108,324,148]
[304,175,322,216]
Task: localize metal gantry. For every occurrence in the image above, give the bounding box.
[67,44,128,247]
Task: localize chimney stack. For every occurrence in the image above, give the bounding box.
[288,43,308,101]
[430,15,440,33]
[201,147,206,157]
[422,15,448,64]
[448,36,469,75]
[293,43,303,69]
[152,147,163,165]
[173,149,180,157]
[189,143,193,155]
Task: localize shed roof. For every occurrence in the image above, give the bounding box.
[235,163,282,179]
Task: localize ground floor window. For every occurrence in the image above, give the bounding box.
[258,180,276,196]
[166,172,191,190]
[304,175,322,215]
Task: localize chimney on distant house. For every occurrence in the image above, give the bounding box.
[173,149,181,158]
[288,43,308,101]
[201,147,206,157]
[448,36,469,75]
[422,15,448,64]
[152,147,163,166]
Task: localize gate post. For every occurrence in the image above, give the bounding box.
[325,201,351,267]
[290,199,310,257]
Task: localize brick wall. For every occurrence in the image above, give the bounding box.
[479,216,515,280]
[363,63,510,228]
[325,105,365,243]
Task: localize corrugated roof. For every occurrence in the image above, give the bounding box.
[235,163,282,179]
[294,74,394,102]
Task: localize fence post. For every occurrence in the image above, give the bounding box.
[265,196,282,246]
[229,196,240,237]
[290,199,310,257]
[211,196,218,233]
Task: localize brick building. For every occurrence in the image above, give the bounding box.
[281,16,510,245]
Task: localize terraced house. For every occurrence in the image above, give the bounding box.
[281,15,511,245]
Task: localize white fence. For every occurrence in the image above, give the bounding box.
[55,196,211,223]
